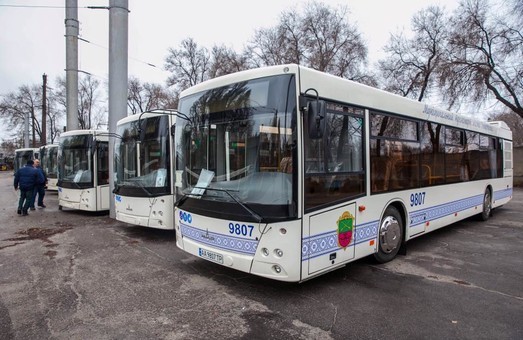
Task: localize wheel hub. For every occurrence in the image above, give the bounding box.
[484,192,491,215]
[379,216,401,254]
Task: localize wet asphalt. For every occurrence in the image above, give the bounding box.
[0,171,522,339]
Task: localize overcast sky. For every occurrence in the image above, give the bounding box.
[0,0,461,95]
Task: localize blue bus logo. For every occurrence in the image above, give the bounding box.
[180,211,192,223]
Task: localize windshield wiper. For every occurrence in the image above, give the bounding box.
[179,186,262,223]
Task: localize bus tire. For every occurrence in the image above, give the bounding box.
[480,188,492,221]
[374,206,403,263]
[58,205,62,211]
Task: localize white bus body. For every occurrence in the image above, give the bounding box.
[113,111,176,230]
[174,64,513,282]
[57,130,110,212]
[14,147,39,173]
[39,144,59,191]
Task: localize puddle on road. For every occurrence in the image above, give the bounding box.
[0,226,73,254]
[4,226,73,243]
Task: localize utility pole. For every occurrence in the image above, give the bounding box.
[108,0,129,218]
[42,74,47,146]
[65,0,79,131]
[24,111,29,148]
[31,108,36,147]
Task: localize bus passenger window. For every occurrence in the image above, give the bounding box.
[304,102,364,211]
[370,112,420,193]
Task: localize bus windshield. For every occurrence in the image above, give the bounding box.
[114,115,171,197]
[58,135,94,189]
[176,74,297,222]
[14,150,36,172]
[41,146,58,179]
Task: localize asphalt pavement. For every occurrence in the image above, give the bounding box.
[0,171,522,340]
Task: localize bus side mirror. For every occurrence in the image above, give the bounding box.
[308,100,326,139]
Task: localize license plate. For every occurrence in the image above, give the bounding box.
[198,248,224,264]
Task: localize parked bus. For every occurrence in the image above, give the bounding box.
[57,130,110,211]
[39,144,59,191]
[173,64,513,282]
[14,147,39,173]
[113,110,177,229]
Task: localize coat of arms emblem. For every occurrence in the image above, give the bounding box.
[337,211,354,249]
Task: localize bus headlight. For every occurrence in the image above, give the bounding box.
[262,248,269,257]
[274,249,283,258]
[273,265,282,274]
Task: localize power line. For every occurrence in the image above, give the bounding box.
[78,36,166,71]
[0,4,125,11]
[0,4,86,9]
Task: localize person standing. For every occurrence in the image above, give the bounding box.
[14,160,43,216]
[31,159,48,209]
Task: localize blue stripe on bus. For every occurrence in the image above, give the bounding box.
[302,221,379,261]
[181,188,512,261]
[303,188,512,262]
[410,188,513,228]
[180,223,258,256]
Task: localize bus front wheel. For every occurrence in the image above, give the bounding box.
[480,189,492,221]
[374,206,403,263]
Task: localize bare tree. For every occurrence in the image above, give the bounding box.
[209,45,250,79]
[1,139,17,157]
[0,85,42,146]
[55,75,106,130]
[165,38,253,95]
[246,1,370,82]
[246,9,304,67]
[78,75,104,129]
[0,83,65,146]
[127,76,178,114]
[164,38,211,93]
[379,6,449,102]
[442,0,523,118]
[44,92,62,143]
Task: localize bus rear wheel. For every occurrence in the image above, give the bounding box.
[480,188,492,221]
[374,206,403,263]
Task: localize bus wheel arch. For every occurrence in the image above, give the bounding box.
[374,202,406,263]
[480,185,493,221]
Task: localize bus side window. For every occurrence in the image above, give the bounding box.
[304,102,364,211]
[370,113,420,193]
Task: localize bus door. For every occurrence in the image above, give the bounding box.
[503,140,513,178]
[304,204,356,275]
[96,141,110,210]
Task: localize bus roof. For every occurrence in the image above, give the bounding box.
[179,64,512,140]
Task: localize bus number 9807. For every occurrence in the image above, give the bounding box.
[410,192,426,207]
[228,223,254,237]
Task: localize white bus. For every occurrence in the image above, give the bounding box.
[113,110,177,229]
[39,144,59,191]
[174,64,513,282]
[57,130,110,212]
[14,147,39,173]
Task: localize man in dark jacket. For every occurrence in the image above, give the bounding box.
[14,160,43,216]
[31,159,48,209]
